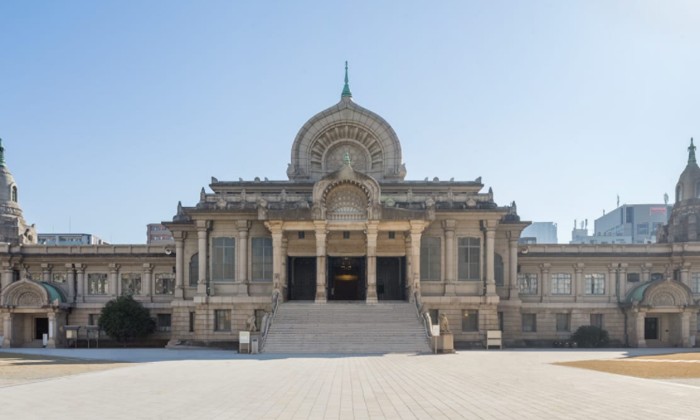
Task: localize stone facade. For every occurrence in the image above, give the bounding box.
[0,72,698,349]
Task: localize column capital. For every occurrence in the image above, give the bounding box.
[142,263,154,273]
[573,262,585,273]
[109,263,120,273]
[441,219,456,231]
[265,220,284,234]
[481,219,498,231]
[196,219,212,231]
[236,220,251,231]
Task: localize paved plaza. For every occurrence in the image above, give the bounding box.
[0,348,699,419]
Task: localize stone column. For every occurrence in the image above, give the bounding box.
[237,221,250,296]
[635,311,646,348]
[366,222,378,303]
[280,236,288,299]
[443,220,456,296]
[65,264,76,303]
[681,311,691,347]
[409,221,424,302]
[314,221,327,303]
[618,263,628,302]
[404,233,413,298]
[142,263,153,302]
[1,262,14,300]
[641,263,652,283]
[2,313,12,348]
[174,232,186,299]
[680,262,691,288]
[484,223,496,296]
[540,263,550,303]
[109,263,120,297]
[268,221,284,293]
[508,237,519,301]
[196,220,209,296]
[76,264,86,303]
[574,263,584,302]
[607,264,617,303]
[47,312,57,348]
[41,264,52,282]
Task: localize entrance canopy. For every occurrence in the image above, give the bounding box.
[2,279,67,308]
[625,278,694,309]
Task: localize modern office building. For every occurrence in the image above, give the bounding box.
[147,224,174,245]
[37,233,107,246]
[519,222,558,244]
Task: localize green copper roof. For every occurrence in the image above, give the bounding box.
[0,138,5,167]
[341,61,352,98]
[627,282,650,303]
[41,282,67,303]
[689,138,696,165]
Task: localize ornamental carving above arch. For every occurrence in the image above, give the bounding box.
[2,281,49,308]
[324,183,369,221]
[643,281,692,307]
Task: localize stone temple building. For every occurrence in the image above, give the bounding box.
[0,68,698,350]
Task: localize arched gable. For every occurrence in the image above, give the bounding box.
[627,278,694,308]
[3,279,51,307]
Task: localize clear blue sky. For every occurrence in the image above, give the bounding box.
[1,1,699,243]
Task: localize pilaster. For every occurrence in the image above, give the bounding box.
[366,222,378,303]
[443,220,456,296]
[236,220,250,296]
[314,221,327,303]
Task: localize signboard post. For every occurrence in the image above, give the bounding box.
[239,331,251,354]
[431,325,440,354]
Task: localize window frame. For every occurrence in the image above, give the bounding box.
[551,273,572,295]
[461,310,479,332]
[251,237,273,282]
[154,273,176,295]
[457,237,481,281]
[211,237,236,282]
[87,273,109,295]
[214,309,231,332]
[420,237,441,281]
[518,273,538,295]
[584,273,606,295]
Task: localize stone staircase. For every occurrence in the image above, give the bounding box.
[263,302,431,354]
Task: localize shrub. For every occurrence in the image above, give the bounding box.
[571,325,609,348]
[98,295,156,345]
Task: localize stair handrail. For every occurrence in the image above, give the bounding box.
[413,290,433,340]
[260,288,282,351]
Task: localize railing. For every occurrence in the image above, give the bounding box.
[413,290,433,340]
[259,288,281,352]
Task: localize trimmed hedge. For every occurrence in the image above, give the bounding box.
[571,325,609,348]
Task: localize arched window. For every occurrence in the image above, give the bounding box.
[11,185,17,202]
[695,182,700,198]
[676,184,683,202]
[189,253,199,287]
[494,253,504,287]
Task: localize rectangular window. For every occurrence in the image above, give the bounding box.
[651,272,664,281]
[522,313,536,332]
[214,309,231,332]
[420,237,441,281]
[121,273,142,296]
[189,311,195,333]
[584,273,605,295]
[155,273,175,295]
[156,314,172,332]
[636,223,649,235]
[518,273,538,295]
[298,231,305,239]
[52,272,66,283]
[87,273,108,295]
[556,313,571,332]
[461,310,478,332]
[212,237,235,282]
[627,272,640,283]
[590,314,604,329]
[343,231,350,239]
[551,273,572,295]
[388,231,396,239]
[691,273,700,294]
[458,237,481,281]
[189,254,199,287]
[88,314,99,326]
[252,237,273,282]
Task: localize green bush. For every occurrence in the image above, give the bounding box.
[571,325,609,348]
[98,295,155,345]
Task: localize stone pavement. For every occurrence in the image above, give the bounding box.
[0,348,699,419]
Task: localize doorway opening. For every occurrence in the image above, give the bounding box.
[644,317,659,340]
[328,257,365,300]
[287,257,316,300]
[34,317,49,340]
[376,257,405,300]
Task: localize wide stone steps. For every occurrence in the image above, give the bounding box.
[263,302,430,354]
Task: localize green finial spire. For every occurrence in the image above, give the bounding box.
[0,138,5,167]
[689,138,696,165]
[341,61,352,98]
[343,150,352,166]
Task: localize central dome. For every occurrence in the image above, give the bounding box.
[287,66,406,182]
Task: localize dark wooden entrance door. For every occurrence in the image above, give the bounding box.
[644,317,659,340]
[288,257,316,300]
[328,257,365,300]
[377,257,405,300]
[34,317,49,340]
